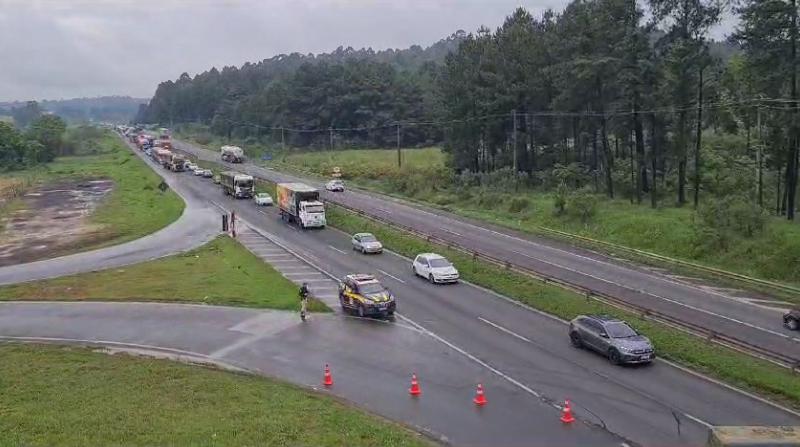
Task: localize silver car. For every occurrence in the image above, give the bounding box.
[351,232,383,254]
[569,314,654,365]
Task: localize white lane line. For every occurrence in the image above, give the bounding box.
[376,207,393,214]
[378,269,406,284]
[327,245,347,255]
[283,272,324,277]
[478,317,531,343]
[437,227,461,237]
[506,248,799,344]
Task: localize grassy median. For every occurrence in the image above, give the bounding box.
[0,235,330,312]
[323,204,800,408]
[0,343,434,447]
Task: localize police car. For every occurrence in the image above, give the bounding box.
[338,274,395,318]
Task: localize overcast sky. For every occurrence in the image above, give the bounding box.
[0,0,737,103]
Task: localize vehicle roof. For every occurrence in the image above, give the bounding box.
[582,314,625,324]
[417,253,445,259]
[344,273,381,284]
[279,182,317,192]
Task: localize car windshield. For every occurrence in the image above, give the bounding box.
[360,235,377,242]
[429,258,451,268]
[257,193,267,198]
[358,283,386,294]
[306,205,324,214]
[605,322,637,338]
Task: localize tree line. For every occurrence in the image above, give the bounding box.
[0,102,68,171]
[137,0,799,221]
[1,96,147,124]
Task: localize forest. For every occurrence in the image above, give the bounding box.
[137,0,799,230]
[1,96,147,124]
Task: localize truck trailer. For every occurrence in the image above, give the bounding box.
[153,149,173,167]
[276,183,326,229]
[221,145,244,163]
[219,171,254,199]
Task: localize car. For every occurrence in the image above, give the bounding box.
[254,192,273,206]
[411,253,459,284]
[351,232,383,254]
[784,308,800,331]
[201,169,213,178]
[338,274,395,318]
[569,314,655,365]
[186,163,198,171]
[325,179,345,192]
[193,168,205,176]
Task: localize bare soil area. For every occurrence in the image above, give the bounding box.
[0,177,114,266]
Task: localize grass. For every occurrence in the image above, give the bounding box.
[0,343,434,447]
[42,130,185,249]
[0,234,330,312]
[322,203,800,409]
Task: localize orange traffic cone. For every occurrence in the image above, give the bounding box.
[560,398,575,423]
[323,364,333,386]
[473,382,487,405]
[409,372,421,396]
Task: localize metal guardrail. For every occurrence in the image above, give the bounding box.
[327,200,800,372]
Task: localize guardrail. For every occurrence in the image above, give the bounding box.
[327,200,800,372]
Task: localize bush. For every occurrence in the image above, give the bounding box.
[508,196,530,213]
[552,182,567,216]
[568,187,598,222]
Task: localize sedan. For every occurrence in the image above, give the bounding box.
[411,253,459,284]
[193,168,206,176]
[351,232,383,254]
[201,169,213,178]
[569,314,654,365]
[326,180,345,192]
[254,192,273,206]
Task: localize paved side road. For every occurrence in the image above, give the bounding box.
[0,301,628,447]
[173,140,800,363]
[0,135,220,285]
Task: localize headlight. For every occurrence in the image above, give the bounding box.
[619,346,633,352]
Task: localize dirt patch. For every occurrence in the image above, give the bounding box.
[0,178,114,266]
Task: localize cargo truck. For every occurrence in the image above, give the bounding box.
[154,149,173,167]
[219,171,254,199]
[168,153,186,172]
[221,145,244,163]
[276,183,326,229]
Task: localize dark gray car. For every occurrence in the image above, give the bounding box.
[569,314,654,365]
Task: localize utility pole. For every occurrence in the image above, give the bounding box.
[756,103,763,207]
[396,122,402,168]
[329,127,333,151]
[281,126,285,153]
[512,110,518,172]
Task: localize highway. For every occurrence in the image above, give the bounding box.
[0,138,219,286]
[169,167,800,447]
[173,139,800,363]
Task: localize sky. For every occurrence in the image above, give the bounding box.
[0,0,738,103]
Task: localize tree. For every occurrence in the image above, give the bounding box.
[11,101,43,129]
[0,122,39,170]
[25,114,67,162]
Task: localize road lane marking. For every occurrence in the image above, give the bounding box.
[327,245,347,254]
[378,269,406,284]
[478,317,531,343]
[437,227,461,237]
[376,207,393,214]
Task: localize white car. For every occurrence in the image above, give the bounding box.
[254,192,273,206]
[351,232,383,254]
[412,253,459,284]
[193,168,206,176]
[186,163,198,171]
[325,180,345,192]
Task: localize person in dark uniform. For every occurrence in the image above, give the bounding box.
[299,282,310,320]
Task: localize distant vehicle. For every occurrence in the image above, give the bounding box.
[194,168,206,176]
[201,169,213,178]
[212,175,220,184]
[186,163,198,171]
[784,309,799,331]
[351,232,383,254]
[411,253,459,284]
[325,179,345,192]
[338,273,395,318]
[219,171,255,199]
[168,154,185,172]
[569,314,655,365]
[276,183,326,229]
[221,145,244,163]
[254,192,273,206]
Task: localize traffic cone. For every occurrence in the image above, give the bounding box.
[409,372,421,396]
[560,398,575,423]
[473,382,487,405]
[322,364,333,386]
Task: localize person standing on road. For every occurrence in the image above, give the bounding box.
[299,282,310,320]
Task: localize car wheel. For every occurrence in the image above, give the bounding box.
[358,304,365,318]
[608,348,622,366]
[412,266,417,276]
[361,247,366,254]
[428,274,435,284]
[569,332,583,348]
[786,318,799,331]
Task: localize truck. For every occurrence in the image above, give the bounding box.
[153,149,173,167]
[168,153,186,172]
[221,145,244,163]
[219,171,255,199]
[707,426,800,447]
[159,128,170,140]
[276,183,327,229]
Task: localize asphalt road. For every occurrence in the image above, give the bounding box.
[0,301,628,447]
[0,136,219,286]
[173,140,800,363]
[172,170,800,447]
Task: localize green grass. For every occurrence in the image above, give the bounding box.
[0,343,434,447]
[321,204,800,409]
[0,235,330,312]
[41,130,185,249]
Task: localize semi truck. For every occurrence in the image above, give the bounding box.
[219,171,254,199]
[221,145,244,163]
[153,149,173,167]
[276,183,326,229]
[168,153,186,172]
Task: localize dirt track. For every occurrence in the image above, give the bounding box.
[0,177,114,266]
